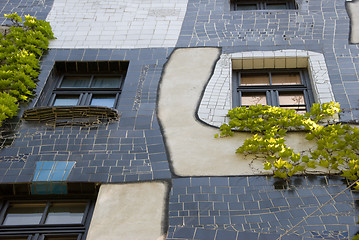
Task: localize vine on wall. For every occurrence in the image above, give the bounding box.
[216,102,359,189]
[0,13,54,127]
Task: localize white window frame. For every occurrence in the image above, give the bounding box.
[197,50,336,127]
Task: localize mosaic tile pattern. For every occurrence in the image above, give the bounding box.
[46,0,188,48]
[167,176,359,240]
[177,0,359,122]
[0,48,173,183]
[0,0,54,24]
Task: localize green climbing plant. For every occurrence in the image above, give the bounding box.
[0,13,55,127]
[216,102,359,189]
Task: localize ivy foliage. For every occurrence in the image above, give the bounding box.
[216,102,359,189]
[0,13,54,126]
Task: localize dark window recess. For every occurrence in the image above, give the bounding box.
[0,199,95,240]
[232,69,314,113]
[38,61,129,109]
[231,0,297,10]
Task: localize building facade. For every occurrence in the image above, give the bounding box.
[0,0,359,239]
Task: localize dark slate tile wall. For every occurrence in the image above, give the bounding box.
[176,0,359,122]
[167,176,359,240]
[1,0,359,239]
[0,48,173,183]
[0,0,54,24]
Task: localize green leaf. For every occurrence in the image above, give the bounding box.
[263,162,272,170]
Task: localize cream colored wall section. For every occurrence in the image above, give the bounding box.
[158,48,317,176]
[86,182,167,240]
[347,0,359,44]
[198,50,336,127]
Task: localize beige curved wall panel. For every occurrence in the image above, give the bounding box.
[158,48,316,176]
[87,182,167,240]
[347,0,359,44]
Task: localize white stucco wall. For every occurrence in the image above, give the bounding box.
[87,182,167,240]
[347,0,359,43]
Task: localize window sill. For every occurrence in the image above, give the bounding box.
[22,106,119,127]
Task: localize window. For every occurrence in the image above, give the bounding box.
[50,74,124,108]
[232,69,314,113]
[231,0,297,10]
[0,199,94,240]
[36,61,129,109]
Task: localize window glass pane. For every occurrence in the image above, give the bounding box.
[90,95,116,108]
[236,4,258,10]
[45,236,79,240]
[0,238,29,240]
[272,72,301,85]
[3,203,46,225]
[53,95,79,106]
[60,76,90,88]
[266,3,288,9]
[241,92,267,106]
[45,202,87,225]
[279,92,305,106]
[240,73,269,85]
[92,76,122,88]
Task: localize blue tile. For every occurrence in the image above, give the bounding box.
[55,161,68,170]
[41,161,55,170]
[50,170,65,181]
[173,227,195,239]
[194,228,216,240]
[63,170,72,180]
[35,161,44,170]
[215,229,237,240]
[36,170,51,181]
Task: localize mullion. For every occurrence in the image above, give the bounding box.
[270,90,277,106]
[39,202,50,225]
[303,90,311,111]
[0,202,10,225]
[88,75,94,88]
[80,201,90,225]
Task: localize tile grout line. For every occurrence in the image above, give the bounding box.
[277,178,359,240]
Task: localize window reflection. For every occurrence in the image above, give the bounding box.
[272,73,301,85]
[3,203,46,225]
[60,77,90,88]
[240,73,269,85]
[241,92,267,106]
[44,236,79,240]
[90,95,116,108]
[279,92,305,106]
[45,202,86,224]
[92,76,121,88]
[266,3,287,9]
[53,95,79,106]
[236,4,258,10]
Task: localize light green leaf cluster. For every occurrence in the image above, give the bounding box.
[0,13,54,127]
[216,102,359,183]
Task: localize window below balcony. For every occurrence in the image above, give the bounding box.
[0,198,95,240]
[231,0,297,11]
